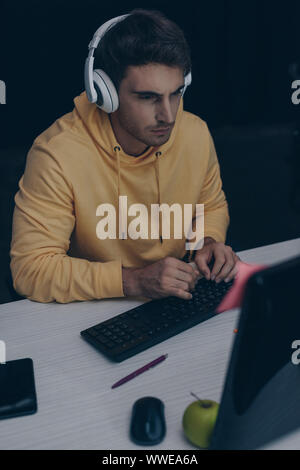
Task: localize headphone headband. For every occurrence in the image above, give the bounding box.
[85,14,130,106]
[88,14,130,51]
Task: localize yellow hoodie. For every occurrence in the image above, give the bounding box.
[10,91,229,303]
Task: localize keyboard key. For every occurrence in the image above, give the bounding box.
[88,329,98,337]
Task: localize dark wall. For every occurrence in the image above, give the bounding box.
[1,0,300,148]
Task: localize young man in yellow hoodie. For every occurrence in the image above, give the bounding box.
[10,9,239,304]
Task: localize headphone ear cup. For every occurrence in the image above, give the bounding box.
[93,69,119,113]
[183,71,192,96]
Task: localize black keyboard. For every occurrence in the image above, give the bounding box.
[80,276,234,362]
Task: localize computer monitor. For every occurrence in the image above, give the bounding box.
[209,254,300,450]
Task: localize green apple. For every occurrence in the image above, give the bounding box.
[182,394,219,449]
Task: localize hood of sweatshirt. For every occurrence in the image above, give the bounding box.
[73,91,184,240]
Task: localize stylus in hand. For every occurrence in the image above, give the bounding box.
[111,354,168,389]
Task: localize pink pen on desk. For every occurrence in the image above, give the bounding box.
[111,354,168,389]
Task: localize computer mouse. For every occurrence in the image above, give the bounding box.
[129,396,166,446]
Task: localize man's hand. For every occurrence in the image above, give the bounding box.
[122,257,201,300]
[194,237,240,283]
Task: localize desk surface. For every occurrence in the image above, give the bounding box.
[0,237,300,450]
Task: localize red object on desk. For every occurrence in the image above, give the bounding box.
[216,260,268,313]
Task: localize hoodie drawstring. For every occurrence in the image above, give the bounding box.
[114,145,126,240]
[155,151,163,244]
[114,146,163,244]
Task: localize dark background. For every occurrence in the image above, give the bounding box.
[0,0,299,303]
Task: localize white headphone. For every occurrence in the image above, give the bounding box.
[84,14,192,113]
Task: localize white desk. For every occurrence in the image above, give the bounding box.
[0,238,300,450]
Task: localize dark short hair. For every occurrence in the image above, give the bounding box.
[93,9,191,91]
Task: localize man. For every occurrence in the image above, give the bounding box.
[10,9,239,303]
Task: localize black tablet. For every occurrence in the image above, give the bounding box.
[0,358,37,420]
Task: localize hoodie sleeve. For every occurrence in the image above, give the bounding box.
[188,124,230,261]
[10,144,124,303]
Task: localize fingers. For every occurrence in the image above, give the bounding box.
[213,252,239,283]
[214,258,233,282]
[195,255,212,280]
[194,245,239,284]
[168,287,193,300]
[176,259,200,275]
[224,263,239,283]
[159,249,240,302]
[224,254,240,282]
[174,259,201,289]
[168,280,194,300]
[158,258,200,299]
[175,270,199,290]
